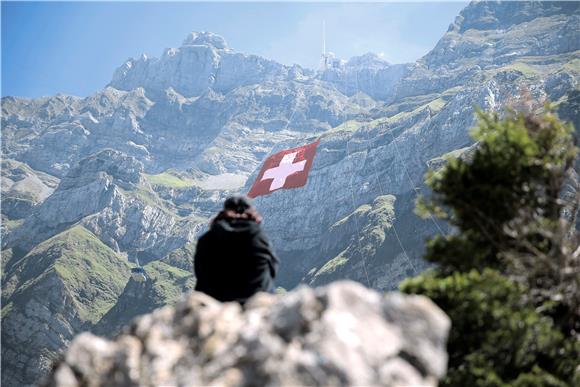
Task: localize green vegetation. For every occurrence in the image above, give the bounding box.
[1,302,13,319]
[332,204,371,229]
[404,269,578,387]
[128,173,209,220]
[317,253,349,276]
[8,226,130,324]
[427,146,473,170]
[94,258,195,336]
[143,260,195,305]
[5,192,37,203]
[120,181,179,218]
[427,97,447,113]
[380,91,454,122]
[160,243,196,272]
[562,57,580,74]
[404,108,579,386]
[1,218,24,231]
[145,171,196,188]
[1,247,15,273]
[501,62,542,78]
[50,227,130,323]
[125,184,163,207]
[389,95,449,123]
[314,195,396,283]
[365,195,396,243]
[324,94,448,140]
[329,120,364,133]
[440,146,472,161]
[484,53,580,83]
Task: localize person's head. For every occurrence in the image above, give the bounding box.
[224,195,253,214]
[212,195,263,225]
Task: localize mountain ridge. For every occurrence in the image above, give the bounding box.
[2,1,579,385]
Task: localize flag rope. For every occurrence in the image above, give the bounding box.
[352,70,420,276]
[358,129,419,275]
[353,72,446,237]
[346,139,373,287]
[343,75,373,288]
[282,85,301,131]
[385,128,447,236]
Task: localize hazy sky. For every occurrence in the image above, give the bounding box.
[2,1,468,98]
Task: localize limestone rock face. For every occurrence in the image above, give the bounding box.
[396,1,580,100]
[43,281,450,387]
[3,150,202,260]
[2,273,84,386]
[0,159,59,220]
[321,53,411,101]
[109,32,292,98]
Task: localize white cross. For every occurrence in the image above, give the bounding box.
[261,152,307,191]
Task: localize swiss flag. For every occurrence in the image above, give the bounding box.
[248,139,320,198]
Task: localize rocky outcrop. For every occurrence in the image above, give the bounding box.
[43,281,450,387]
[0,159,59,219]
[305,195,424,289]
[3,150,203,261]
[396,1,580,100]
[109,32,295,98]
[1,73,370,178]
[321,53,411,101]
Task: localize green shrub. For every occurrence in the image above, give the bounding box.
[402,269,579,386]
[404,108,579,386]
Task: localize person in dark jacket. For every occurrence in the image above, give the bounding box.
[194,195,279,304]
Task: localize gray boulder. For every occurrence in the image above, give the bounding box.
[43,281,450,387]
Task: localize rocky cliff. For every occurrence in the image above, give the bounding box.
[2,1,579,386]
[42,281,451,387]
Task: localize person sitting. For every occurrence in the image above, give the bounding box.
[194,195,279,304]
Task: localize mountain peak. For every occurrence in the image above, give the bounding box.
[346,52,391,68]
[453,0,579,33]
[181,31,229,50]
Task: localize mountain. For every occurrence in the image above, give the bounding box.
[1,159,59,221]
[1,226,130,385]
[2,1,579,385]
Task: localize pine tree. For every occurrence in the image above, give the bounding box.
[403,108,579,386]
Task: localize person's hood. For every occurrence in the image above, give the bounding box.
[212,219,261,236]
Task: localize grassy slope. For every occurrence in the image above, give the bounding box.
[3,225,130,324]
[145,171,196,188]
[311,195,396,283]
[94,255,195,336]
[143,260,196,305]
[160,242,196,272]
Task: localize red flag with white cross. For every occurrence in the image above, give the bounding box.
[248,139,320,198]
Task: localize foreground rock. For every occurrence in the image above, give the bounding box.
[43,281,450,387]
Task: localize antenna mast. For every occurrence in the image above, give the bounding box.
[322,19,326,56]
[320,20,329,71]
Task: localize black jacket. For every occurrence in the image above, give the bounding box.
[194,218,279,304]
